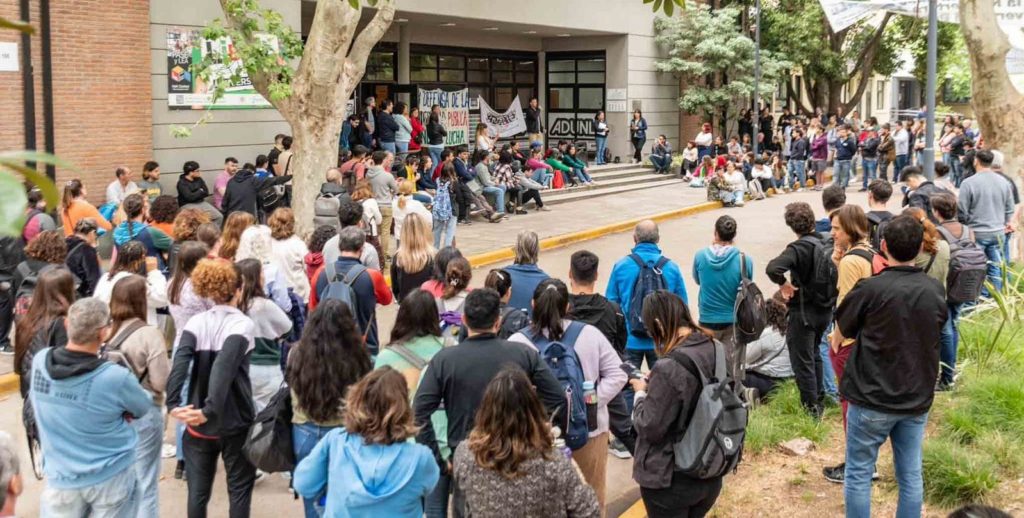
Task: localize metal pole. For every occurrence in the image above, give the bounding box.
[923,0,937,180]
[752,0,761,158]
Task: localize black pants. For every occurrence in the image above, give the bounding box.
[454,182,472,221]
[607,390,636,453]
[632,137,646,162]
[745,370,787,402]
[786,307,832,416]
[516,188,543,209]
[183,432,256,518]
[640,473,723,518]
[0,285,12,349]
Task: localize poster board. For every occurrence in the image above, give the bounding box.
[166,27,279,110]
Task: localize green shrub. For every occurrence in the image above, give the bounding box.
[922,439,1000,508]
[975,430,1024,474]
[941,371,1024,444]
[744,381,835,454]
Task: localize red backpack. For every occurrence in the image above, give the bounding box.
[846,246,888,275]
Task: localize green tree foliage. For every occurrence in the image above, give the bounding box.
[643,0,685,17]
[894,17,972,100]
[655,4,789,123]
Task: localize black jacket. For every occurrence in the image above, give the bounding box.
[413,333,564,470]
[901,181,950,223]
[176,173,210,206]
[790,137,809,160]
[65,236,100,298]
[426,119,447,145]
[766,236,836,310]
[525,106,543,134]
[221,169,292,217]
[632,333,717,488]
[860,137,880,160]
[569,293,627,355]
[376,111,399,143]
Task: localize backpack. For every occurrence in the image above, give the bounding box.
[531,321,590,451]
[388,343,430,390]
[260,184,285,214]
[866,212,893,252]
[320,262,367,334]
[936,225,987,303]
[846,247,888,276]
[339,161,360,194]
[436,297,466,347]
[100,320,149,382]
[243,384,295,473]
[733,253,766,345]
[670,340,748,479]
[313,193,342,232]
[800,234,838,308]
[627,254,670,338]
[13,262,43,317]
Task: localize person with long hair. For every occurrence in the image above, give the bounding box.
[287,299,372,518]
[113,192,172,271]
[105,274,171,518]
[293,367,438,517]
[352,180,384,260]
[426,106,447,168]
[629,109,648,164]
[393,182,432,247]
[408,106,424,153]
[14,267,73,397]
[508,279,626,511]
[391,214,436,302]
[431,163,459,248]
[304,225,337,288]
[267,208,311,302]
[235,258,292,412]
[13,230,69,313]
[166,259,257,517]
[93,241,168,326]
[438,256,472,314]
[454,367,600,517]
[59,179,112,236]
[743,292,793,401]
[235,225,292,313]
[65,218,101,298]
[21,188,57,244]
[218,211,256,261]
[168,207,212,272]
[420,246,463,298]
[632,291,724,517]
[483,268,530,340]
[593,110,609,165]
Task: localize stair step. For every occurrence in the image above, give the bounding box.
[588,167,660,181]
[551,171,670,195]
[542,177,686,205]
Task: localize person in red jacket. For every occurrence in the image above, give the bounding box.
[409,107,424,153]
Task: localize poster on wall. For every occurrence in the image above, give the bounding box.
[418,88,470,146]
[478,95,527,138]
[166,27,279,110]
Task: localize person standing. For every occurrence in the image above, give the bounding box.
[65,219,101,298]
[360,97,377,149]
[593,110,609,165]
[789,128,809,190]
[833,125,857,189]
[393,101,414,157]
[833,216,947,518]
[930,193,970,389]
[213,158,239,212]
[426,105,447,168]
[957,150,1015,295]
[692,215,755,381]
[0,432,22,517]
[525,97,544,147]
[900,166,951,223]
[365,151,399,269]
[893,121,911,176]
[694,123,714,163]
[810,128,829,190]
[235,259,292,412]
[858,130,880,192]
[31,297,152,518]
[377,99,400,154]
[504,230,550,312]
[630,110,648,164]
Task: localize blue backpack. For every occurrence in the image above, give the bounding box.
[627,254,670,338]
[531,320,589,450]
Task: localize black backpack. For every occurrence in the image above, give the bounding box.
[243,385,296,473]
[866,211,894,252]
[936,224,988,304]
[627,254,670,338]
[800,234,838,309]
[733,253,766,345]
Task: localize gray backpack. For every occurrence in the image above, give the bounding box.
[936,224,987,304]
[670,340,748,479]
[313,193,342,232]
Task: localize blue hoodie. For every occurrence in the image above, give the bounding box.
[112,220,172,271]
[505,263,551,312]
[606,242,689,351]
[293,429,439,518]
[692,245,755,325]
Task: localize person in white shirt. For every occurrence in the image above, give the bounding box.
[722,162,747,207]
[748,158,772,200]
[106,166,139,205]
[267,207,311,303]
[893,121,911,174]
[694,123,714,162]
[93,241,168,327]
[392,181,432,245]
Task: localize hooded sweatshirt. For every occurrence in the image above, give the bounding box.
[504,263,551,312]
[692,245,755,325]
[292,429,439,518]
[112,220,172,271]
[176,173,211,207]
[365,165,398,205]
[65,235,100,298]
[30,347,152,489]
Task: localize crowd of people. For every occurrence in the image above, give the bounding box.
[0,99,1020,518]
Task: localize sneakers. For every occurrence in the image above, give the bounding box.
[823,463,845,484]
[609,438,632,459]
[515,209,528,215]
[161,443,177,459]
[536,206,551,212]
[0,344,13,355]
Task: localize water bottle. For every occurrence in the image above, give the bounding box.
[552,426,572,459]
[583,381,598,432]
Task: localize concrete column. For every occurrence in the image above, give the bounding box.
[538,50,546,128]
[398,23,410,84]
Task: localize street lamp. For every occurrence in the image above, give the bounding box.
[923,0,937,179]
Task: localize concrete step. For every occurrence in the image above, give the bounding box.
[541,176,686,206]
[587,162,650,174]
[587,166,659,181]
[550,170,670,196]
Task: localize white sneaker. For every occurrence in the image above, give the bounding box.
[161,444,177,459]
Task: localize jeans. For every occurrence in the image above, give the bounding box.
[133,405,164,518]
[380,141,397,154]
[632,137,646,162]
[834,159,852,188]
[425,472,452,518]
[948,154,963,185]
[650,154,672,173]
[861,159,877,189]
[481,185,506,213]
[788,159,806,188]
[624,348,660,413]
[293,422,341,518]
[975,234,1005,295]
[595,136,608,164]
[413,193,433,205]
[721,189,745,206]
[531,168,553,188]
[939,302,962,386]
[432,217,457,248]
[427,145,443,170]
[396,141,409,155]
[183,431,256,518]
[819,322,839,398]
[572,167,593,183]
[845,405,928,518]
[42,464,139,518]
[786,307,832,415]
[894,154,909,178]
[249,364,283,413]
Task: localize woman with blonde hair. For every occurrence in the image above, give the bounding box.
[293,367,438,517]
[392,180,432,246]
[268,207,311,302]
[218,211,256,261]
[390,214,436,302]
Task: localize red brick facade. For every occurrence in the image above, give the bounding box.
[0,0,151,205]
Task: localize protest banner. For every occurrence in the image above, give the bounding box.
[478,96,527,138]
[418,88,470,146]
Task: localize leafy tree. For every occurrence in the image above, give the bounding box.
[654,4,789,129]
[183,0,394,234]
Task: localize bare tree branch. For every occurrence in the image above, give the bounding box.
[841,14,892,114]
[341,0,395,94]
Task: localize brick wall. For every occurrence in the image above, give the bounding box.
[0,0,151,205]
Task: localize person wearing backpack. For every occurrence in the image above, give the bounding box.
[104,274,171,518]
[312,226,393,356]
[766,202,837,417]
[900,166,951,224]
[692,216,757,382]
[631,291,731,518]
[436,257,472,347]
[509,279,627,513]
[866,179,895,252]
[483,268,531,340]
[374,289,450,518]
[288,300,372,518]
[606,220,689,411]
[0,236,26,355]
[12,230,76,326]
[413,288,564,518]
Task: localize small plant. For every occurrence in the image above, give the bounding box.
[941,371,1024,443]
[744,382,836,453]
[922,439,999,508]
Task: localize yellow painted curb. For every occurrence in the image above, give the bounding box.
[0,373,18,397]
[466,201,723,269]
[620,498,648,518]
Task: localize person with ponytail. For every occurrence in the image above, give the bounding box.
[508,278,626,511]
[483,268,530,340]
[236,258,292,412]
[436,256,472,346]
[631,291,724,517]
[60,179,112,237]
[392,181,432,247]
[112,192,173,271]
[93,240,168,326]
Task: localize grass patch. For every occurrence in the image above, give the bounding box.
[941,371,1024,444]
[922,439,1000,508]
[744,381,836,454]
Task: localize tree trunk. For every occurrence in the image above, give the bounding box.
[960,0,1024,178]
[288,113,344,236]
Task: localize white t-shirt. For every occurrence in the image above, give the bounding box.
[271,235,311,302]
[106,180,139,205]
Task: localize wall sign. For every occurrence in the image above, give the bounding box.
[606,100,627,113]
[166,27,280,110]
[0,42,18,72]
[606,88,627,101]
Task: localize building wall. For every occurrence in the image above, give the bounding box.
[2,0,151,204]
[149,0,300,192]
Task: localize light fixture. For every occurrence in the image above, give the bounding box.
[557,33,571,37]
[482,27,499,31]
[396,18,408,23]
[523,30,537,35]
[440,22,457,27]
